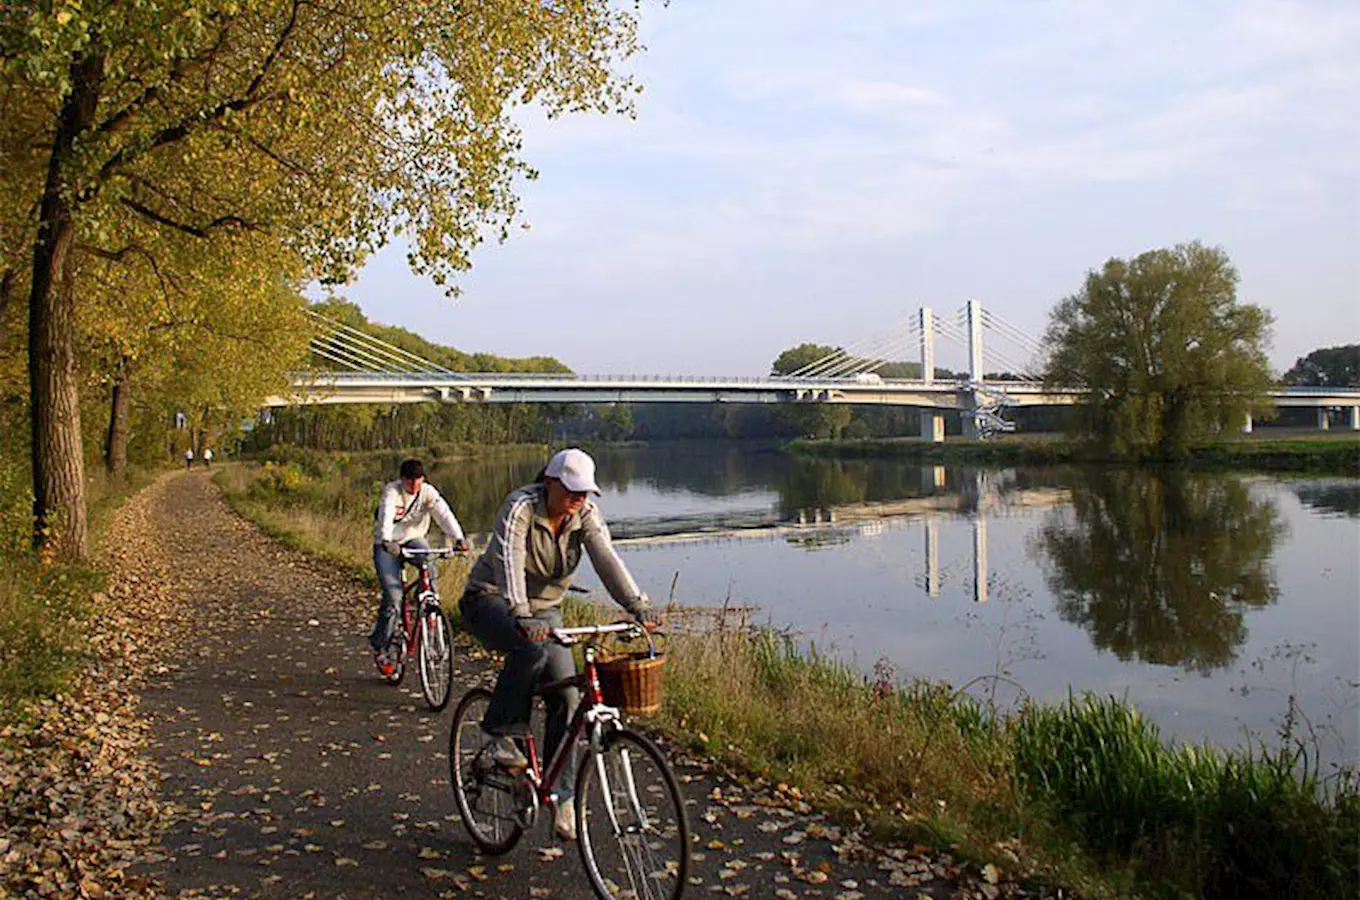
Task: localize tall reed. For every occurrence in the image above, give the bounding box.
[1012,693,1360,897]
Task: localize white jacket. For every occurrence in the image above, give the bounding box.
[372,480,466,546]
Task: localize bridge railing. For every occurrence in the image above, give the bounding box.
[287,370,1060,388]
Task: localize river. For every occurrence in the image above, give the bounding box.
[421,442,1359,773]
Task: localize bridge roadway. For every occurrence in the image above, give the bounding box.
[267,371,1360,423]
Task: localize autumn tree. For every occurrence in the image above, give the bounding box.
[78,231,310,477]
[1,0,642,556]
[1043,242,1274,459]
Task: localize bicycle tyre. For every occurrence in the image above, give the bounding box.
[417,603,454,710]
[449,687,524,855]
[575,728,690,900]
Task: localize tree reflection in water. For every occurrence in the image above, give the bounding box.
[1290,480,1360,518]
[1035,469,1284,673]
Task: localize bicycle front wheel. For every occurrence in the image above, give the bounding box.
[417,603,454,710]
[575,728,690,900]
[449,688,524,855]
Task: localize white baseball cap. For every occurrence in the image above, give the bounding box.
[545,448,601,495]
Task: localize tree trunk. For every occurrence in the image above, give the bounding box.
[0,268,13,356]
[105,364,130,479]
[29,51,104,558]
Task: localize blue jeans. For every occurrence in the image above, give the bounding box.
[370,538,430,651]
[459,592,580,795]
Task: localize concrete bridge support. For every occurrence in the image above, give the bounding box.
[1350,406,1360,430]
[919,307,934,384]
[920,411,945,442]
[1318,407,1331,431]
[958,299,985,440]
[1242,412,1253,434]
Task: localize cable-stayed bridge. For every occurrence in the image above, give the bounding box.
[269,303,1360,438]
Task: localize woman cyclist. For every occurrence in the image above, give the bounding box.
[459,447,659,841]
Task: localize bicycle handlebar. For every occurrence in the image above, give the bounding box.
[549,621,646,644]
[400,546,465,560]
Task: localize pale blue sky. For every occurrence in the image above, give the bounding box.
[341,0,1359,377]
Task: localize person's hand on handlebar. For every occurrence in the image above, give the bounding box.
[452,538,470,553]
[516,616,551,643]
[383,540,402,558]
[635,606,662,632]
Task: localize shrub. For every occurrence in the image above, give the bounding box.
[250,461,309,498]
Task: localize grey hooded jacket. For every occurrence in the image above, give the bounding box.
[465,483,648,619]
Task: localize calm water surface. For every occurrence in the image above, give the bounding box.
[426,443,1360,771]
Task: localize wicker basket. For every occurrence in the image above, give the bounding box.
[597,651,665,715]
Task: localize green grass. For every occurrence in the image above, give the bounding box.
[0,455,155,724]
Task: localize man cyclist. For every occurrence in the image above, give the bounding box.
[372,458,468,676]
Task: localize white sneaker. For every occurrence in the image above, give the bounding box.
[483,732,528,769]
[554,797,577,841]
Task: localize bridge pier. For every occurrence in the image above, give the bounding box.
[920,411,945,442]
[1350,406,1360,430]
[961,411,981,440]
[1318,407,1331,431]
[1242,412,1253,434]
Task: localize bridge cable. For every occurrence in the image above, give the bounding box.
[785,317,918,378]
[304,308,455,374]
[309,332,427,374]
[811,330,914,378]
[317,322,450,374]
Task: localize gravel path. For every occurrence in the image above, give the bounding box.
[5,470,1050,900]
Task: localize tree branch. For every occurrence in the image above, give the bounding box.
[89,0,303,189]
[119,197,261,237]
[95,25,228,139]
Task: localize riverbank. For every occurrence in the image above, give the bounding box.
[785,431,1360,473]
[212,450,1360,899]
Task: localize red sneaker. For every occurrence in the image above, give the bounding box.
[374,650,396,677]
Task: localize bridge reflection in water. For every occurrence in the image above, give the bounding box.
[613,467,1067,605]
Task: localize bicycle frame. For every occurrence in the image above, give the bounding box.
[399,560,437,651]
[521,637,623,808]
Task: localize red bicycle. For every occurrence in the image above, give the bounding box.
[380,546,460,710]
[448,622,689,900]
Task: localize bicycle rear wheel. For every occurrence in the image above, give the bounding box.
[449,688,525,855]
[575,728,690,900]
[417,603,454,710]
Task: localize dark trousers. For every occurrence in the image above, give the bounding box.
[459,592,580,795]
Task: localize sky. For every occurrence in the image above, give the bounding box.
[339,0,1360,378]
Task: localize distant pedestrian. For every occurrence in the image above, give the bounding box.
[203,448,214,469]
[185,448,194,470]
